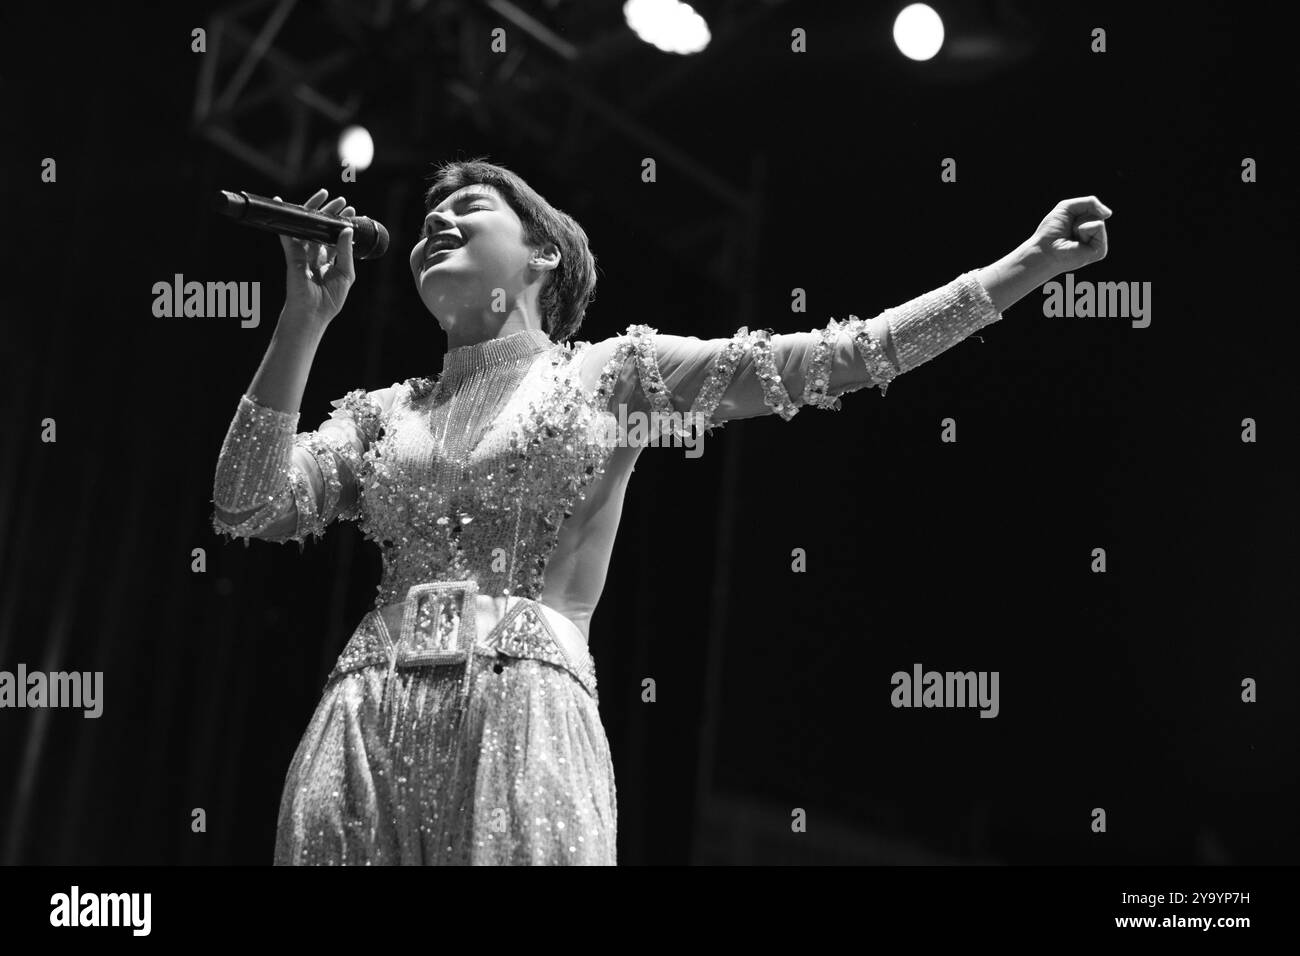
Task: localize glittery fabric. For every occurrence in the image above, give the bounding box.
[277,598,613,865]
[211,269,1000,865]
[211,397,300,538]
[882,269,1001,377]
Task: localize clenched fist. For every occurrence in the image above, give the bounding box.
[1029,195,1112,273]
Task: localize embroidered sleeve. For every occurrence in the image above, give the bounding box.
[576,269,1001,436]
[877,268,1002,375]
[211,382,402,549]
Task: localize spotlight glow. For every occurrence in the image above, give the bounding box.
[623,0,710,55]
[893,4,944,61]
[338,125,374,171]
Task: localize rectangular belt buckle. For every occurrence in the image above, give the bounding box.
[394,580,478,668]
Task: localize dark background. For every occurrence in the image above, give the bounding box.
[1,0,1295,865]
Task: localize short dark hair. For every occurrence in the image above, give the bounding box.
[423,157,597,342]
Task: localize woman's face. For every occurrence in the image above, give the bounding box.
[409,184,536,326]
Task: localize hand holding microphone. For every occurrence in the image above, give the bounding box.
[213,189,389,260]
[215,187,385,329]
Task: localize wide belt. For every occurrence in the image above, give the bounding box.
[325,580,599,703]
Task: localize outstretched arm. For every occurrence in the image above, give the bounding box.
[579,196,1111,431]
[578,269,995,431]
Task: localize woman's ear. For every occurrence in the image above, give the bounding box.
[531,241,561,273]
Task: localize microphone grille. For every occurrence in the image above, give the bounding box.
[366,220,390,259]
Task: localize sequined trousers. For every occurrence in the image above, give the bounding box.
[273,581,617,865]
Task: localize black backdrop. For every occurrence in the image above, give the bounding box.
[2,0,1296,865]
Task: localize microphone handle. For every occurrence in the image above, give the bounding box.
[213,190,388,259]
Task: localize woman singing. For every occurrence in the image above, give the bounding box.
[211,158,1111,865]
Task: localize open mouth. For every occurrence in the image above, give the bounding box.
[423,234,465,263]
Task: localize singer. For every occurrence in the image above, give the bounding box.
[210,158,1111,865]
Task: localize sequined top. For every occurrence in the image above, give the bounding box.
[212,270,1001,638]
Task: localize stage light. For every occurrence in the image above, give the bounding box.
[623,0,710,55]
[338,125,375,171]
[893,4,944,61]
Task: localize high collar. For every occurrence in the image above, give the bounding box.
[438,329,552,387]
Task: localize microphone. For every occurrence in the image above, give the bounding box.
[213,190,390,260]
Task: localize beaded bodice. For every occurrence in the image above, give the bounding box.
[356,330,614,608]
